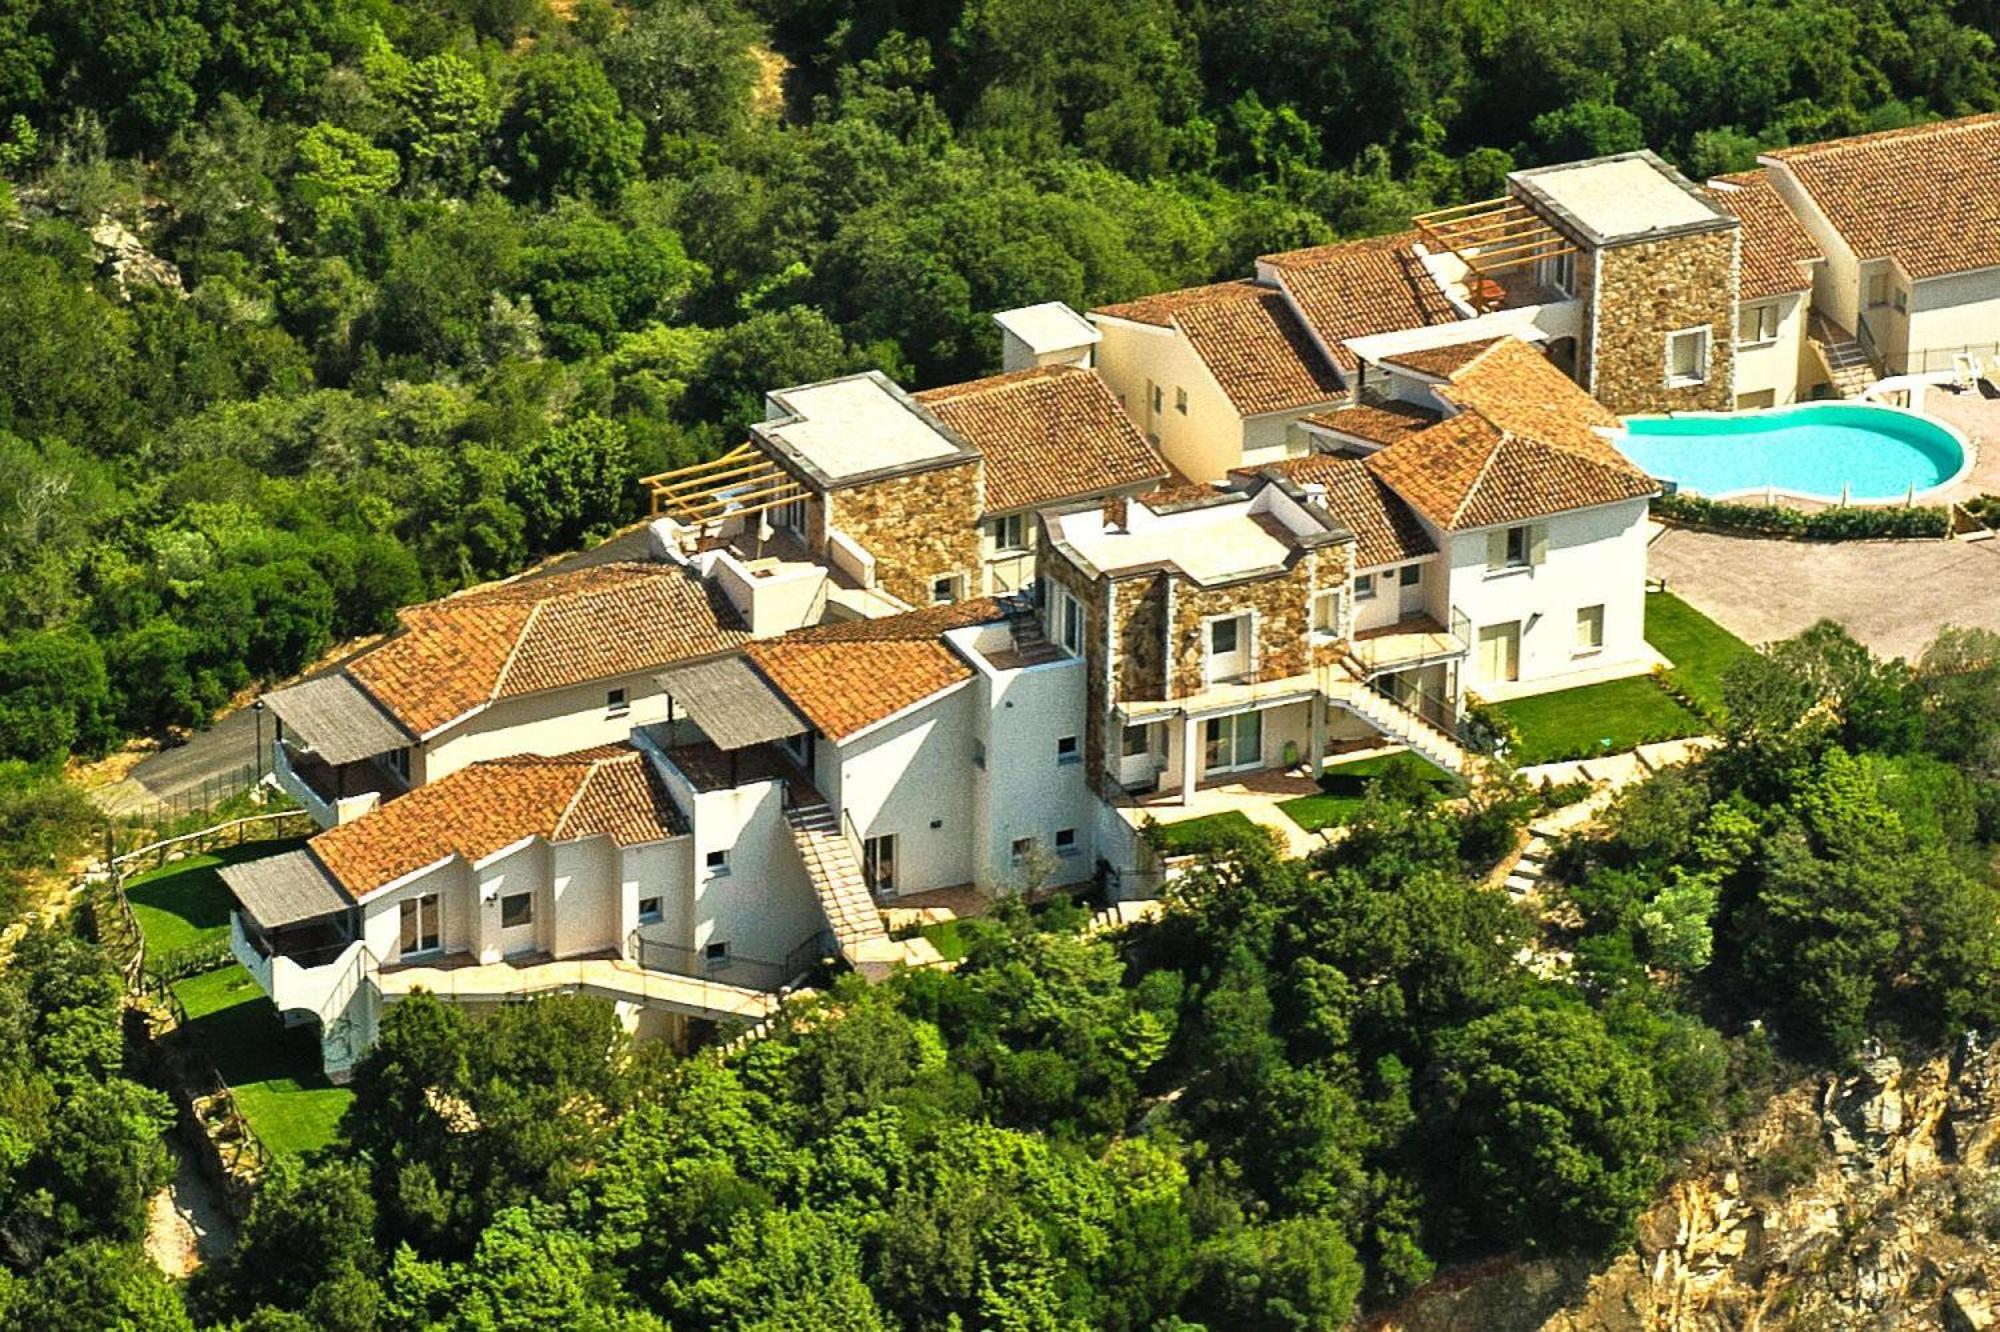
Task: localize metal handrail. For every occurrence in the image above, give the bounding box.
[627,925,825,993]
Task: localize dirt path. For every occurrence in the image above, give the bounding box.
[144,1136,236,1279]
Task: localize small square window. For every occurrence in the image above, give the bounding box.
[1576,604,1605,651]
[1666,327,1710,386]
[1122,723,1154,758]
[1011,836,1036,864]
[1505,526,1530,567]
[1175,386,1188,414]
[500,892,533,929]
[1355,574,1377,601]
[1055,827,1078,854]
[606,687,629,716]
[1210,617,1239,654]
[705,940,729,962]
[1311,589,1341,634]
[1398,564,1420,587]
[1737,302,1780,346]
[932,573,964,605]
[993,513,1026,552]
[705,849,730,875]
[1056,735,1080,764]
[638,896,663,925]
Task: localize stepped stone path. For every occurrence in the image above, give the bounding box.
[144,1137,234,1279]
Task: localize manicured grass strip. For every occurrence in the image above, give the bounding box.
[920,919,972,962]
[1152,810,1262,855]
[1491,676,1705,767]
[1644,591,1755,716]
[171,965,352,1157]
[124,838,310,958]
[1278,752,1460,832]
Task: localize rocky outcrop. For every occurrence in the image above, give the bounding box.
[89,215,183,297]
[1379,1035,2000,1331]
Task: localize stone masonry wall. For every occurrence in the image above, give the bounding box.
[825,461,984,608]
[1112,574,1168,702]
[1167,549,1347,698]
[1589,229,1737,414]
[1038,543,1115,797]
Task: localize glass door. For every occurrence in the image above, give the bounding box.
[1202,710,1264,775]
[398,893,440,960]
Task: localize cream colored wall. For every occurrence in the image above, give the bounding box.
[1907,269,2000,368]
[422,676,671,783]
[1733,291,1809,404]
[551,837,621,958]
[686,778,821,962]
[361,857,476,964]
[1763,165,1860,332]
[1156,698,1312,792]
[1091,317,1248,482]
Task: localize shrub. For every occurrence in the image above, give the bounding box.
[1652,492,1949,540]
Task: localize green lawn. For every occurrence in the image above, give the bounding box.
[125,837,309,960]
[1152,810,1263,855]
[1278,752,1461,832]
[1492,675,1705,766]
[171,965,352,1157]
[1645,590,1755,716]
[919,918,972,962]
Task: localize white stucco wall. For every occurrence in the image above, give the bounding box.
[829,687,978,897]
[686,778,820,963]
[420,677,671,784]
[1732,291,1809,405]
[360,857,474,965]
[1443,498,1651,693]
[1763,164,1860,334]
[1907,268,2000,369]
[551,837,620,958]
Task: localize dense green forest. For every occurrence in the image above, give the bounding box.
[8,621,2000,1328]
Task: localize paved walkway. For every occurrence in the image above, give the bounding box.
[376,955,785,1022]
[1650,526,2000,661]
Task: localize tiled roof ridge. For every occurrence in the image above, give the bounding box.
[1445,338,1510,380]
[554,751,622,839]
[1768,111,2000,160]
[407,560,669,616]
[1091,278,1271,326]
[1446,409,1513,527]
[914,363,1080,401]
[1258,229,1422,270]
[490,598,545,703]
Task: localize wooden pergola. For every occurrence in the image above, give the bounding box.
[1412,198,1577,312]
[641,443,806,525]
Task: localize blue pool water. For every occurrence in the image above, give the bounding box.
[1617,403,1966,502]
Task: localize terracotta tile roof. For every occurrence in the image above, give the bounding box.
[1377,337,1505,380]
[1258,233,1460,371]
[1364,338,1655,530]
[788,597,1007,643]
[1764,114,2000,278]
[1437,339,1630,466]
[311,746,680,896]
[1093,280,1345,416]
[1707,170,1821,299]
[747,638,971,742]
[345,563,750,737]
[1299,399,1440,446]
[1257,454,1435,567]
[915,365,1167,514]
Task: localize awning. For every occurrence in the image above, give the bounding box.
[262,675,413,765]
[656,655,810,750]
[220,849,353,930]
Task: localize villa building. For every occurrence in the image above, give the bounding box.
[225,116,2000,1076]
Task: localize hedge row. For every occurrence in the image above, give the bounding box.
[1653,492,1951,540]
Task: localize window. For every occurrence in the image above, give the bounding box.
[606,687,629,717]
[1209,616,1239,656]
[1737,302,1780,346]
[638,896,663,925]
[1175,386,1188,414]
[1054,588,1085,656]
[772,497,807,533]
[1576,604,1605,652]
[1122,723,1155,758]
[1537,250,1575,297]
[1150,383,1164,415]
[385,746,411,780]
[1354,573,1376,601]
[705,940,730,962]
[1056,735,1080,765]
[1011,836,1037,864]
[1203,711,1263,772]
[991,513,1026,552]
[1487,524,1539,573]
[1055,827,1078,855]
[1398,564,1420,587]
[931,573,965,604]
[972,739,986,770]
[1310,588,1342,635]
[863,834,896,893]
[705,849,730,875]
[1666,327,1710,386]
[398,894,440,957]
[500,891,533,929]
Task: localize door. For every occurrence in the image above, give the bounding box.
[398,893,440,960]
[1119,722,1163,790]
[499,890,536,958]
[1203,710,1264,775]
[1478,622,1521,684]
[1397,563,1425,617]
[863,834,897,897]
[1207,615,1251,684]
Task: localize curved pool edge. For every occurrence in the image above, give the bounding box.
[1616,399,1977,508]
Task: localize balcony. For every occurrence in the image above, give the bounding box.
[1350,613,1469,675]
[274,739,406,827]
[231,909,368,1019]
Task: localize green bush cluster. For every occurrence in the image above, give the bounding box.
[1653,492,1951,540]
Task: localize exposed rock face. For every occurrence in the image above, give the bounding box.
[89,214,184,297]
[1378,1036,2000,1331]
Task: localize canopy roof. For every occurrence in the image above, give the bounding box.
[657,655,811,751]
[220,849,352,930]
[262,675,413,765]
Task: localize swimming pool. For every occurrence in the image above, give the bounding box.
[1617,402,1971,504]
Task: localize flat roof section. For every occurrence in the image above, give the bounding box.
[756,372,975,489]
[1051,483,1345,586]
[992,302,1101,355]
[1513,152,1734,246]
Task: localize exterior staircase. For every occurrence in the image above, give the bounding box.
[1324,671,1471,775]
[1810,314,1876,398]
[1502,833,1550,901]
[1002,604,1065,666]
[783,802,898,977]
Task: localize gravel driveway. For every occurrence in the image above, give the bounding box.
[1649,526,2000,661]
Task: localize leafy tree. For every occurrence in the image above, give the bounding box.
[499,52,644,204]
[289,123,399,234]
[207,1157,379,1327]
[669,1207,889,1330]
[388,53,497,194]
[602,0,760,147]
[1190,1215,1364,1331]
[509,415,634,556]
[0,630,116,763]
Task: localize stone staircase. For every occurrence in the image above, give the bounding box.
[783,802,897,977]
[1811,315,1876,398]
[1502,833,1550,902]
[1002,605,1065,666]
[1324,672,1470,774]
